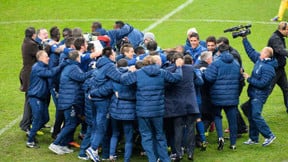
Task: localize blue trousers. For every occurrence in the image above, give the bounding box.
[28,97,46,143]
[138,117,170,162]
[53,107,78,146]
[247,99,273,141]
[110,118,134,162]
[214,106,238,145]
[90,100,109,150]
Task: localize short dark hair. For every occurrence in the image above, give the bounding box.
[65,37,75,47]
[62,28,72,38]
[74,37,86,50]
[134,46,145,55]
[25,27,36,38]
[147,40,158,51]
[87,43,95,52]
[206,36,216,43]
[117,58,128,67]
[102,46,113,57]
[50,26,60,40]
[173,53,184,63]
[92,22,102,29]
[135,60,144,69]
[115,21,125,28]
[217,37,230,45]
[218,43,229,52]
[183,55,193,64]
[189,33,199,40]
[68,50,79,61]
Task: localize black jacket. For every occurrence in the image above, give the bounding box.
[267,30,288,67]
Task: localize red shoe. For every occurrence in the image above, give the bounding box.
[224,128,230,133]
[209,122,215,132]
[68,141,80,148]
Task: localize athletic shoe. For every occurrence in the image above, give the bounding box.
[68,141,80,148]
[78,155,90,161]
[200,141,207,151]
[271,16,281,22]
[43,124,51,128]
[229,145,236,150]
[48,143,65,155]
[61,146,74,153]
[262,135,276,146]
[218,137,224,150]
[243,138,259,145]
[224,128,230,133]
[26,142,40,149]
[36,130,44,136]
[188,154,193,161]
[86,147,100,162]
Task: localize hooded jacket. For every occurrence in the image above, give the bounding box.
[204,51,241,106]
[121,64,182,117]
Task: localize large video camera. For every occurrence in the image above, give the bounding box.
[224,24,252,38]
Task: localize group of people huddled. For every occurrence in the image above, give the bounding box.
[19,20,288,162]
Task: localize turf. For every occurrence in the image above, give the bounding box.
[0,0,288,161]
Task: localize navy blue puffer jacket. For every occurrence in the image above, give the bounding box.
[243,38,278,103]
[121,64,182,117]
[58,59,92,110]
[204,51,241,106]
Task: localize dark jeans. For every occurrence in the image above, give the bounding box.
[270,67,288,111]
[20,92,32,131]
[214,106,238,145]
[173,115,195,158]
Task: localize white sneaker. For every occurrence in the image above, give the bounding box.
[243,138,259,145]
[61,146,74,153]
[48,143,65,155]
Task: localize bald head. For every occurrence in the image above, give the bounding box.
[260,47,273,59]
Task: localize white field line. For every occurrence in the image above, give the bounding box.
[142,0,194,32]
[0,18,277,26]
[0,115,22,136]
[0,0,193,136]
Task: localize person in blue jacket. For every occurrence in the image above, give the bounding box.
[184,33,207,64]
[120,55,183,162]
[204,43,241,150]
[86,47,124,162]
[164,53,203,161]
[26,50,65,148]
[49,50,92,155]
[113,20,144,49]
[107,59,137,162]
[241,37,278,146]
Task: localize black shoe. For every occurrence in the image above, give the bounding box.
[26,142,40,149]
[218,138,224,150]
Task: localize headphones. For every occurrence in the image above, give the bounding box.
[282,22,287,30]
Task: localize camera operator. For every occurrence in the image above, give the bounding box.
[268,21,288,113]
[240,35,277,146]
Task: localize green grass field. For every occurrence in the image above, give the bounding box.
[0,0,288,161]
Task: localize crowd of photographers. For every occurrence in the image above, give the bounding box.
[19,20,288,162]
